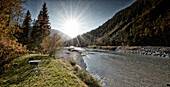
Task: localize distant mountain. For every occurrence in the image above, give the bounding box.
[65,0,170,46]
[50,29,71,42]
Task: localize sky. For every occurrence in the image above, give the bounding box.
[26,0,136,38]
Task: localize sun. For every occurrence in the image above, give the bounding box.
[56,0,91,38]
[63,18,81,38]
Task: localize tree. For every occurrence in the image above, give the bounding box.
[30,2,51,51]
[18,10,32,47]
[41,33,63,57]
[39,2,51,37]
[30,20,41,51]
[0,0,28,68]
[0,0,24,40]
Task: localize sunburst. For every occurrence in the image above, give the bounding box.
[54,0,94,38]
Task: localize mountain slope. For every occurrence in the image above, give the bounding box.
[65,0,170,46]
[50,29,71,42]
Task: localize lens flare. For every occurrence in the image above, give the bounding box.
[64,18,80,38]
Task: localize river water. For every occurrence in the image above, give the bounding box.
[77,48,170,87]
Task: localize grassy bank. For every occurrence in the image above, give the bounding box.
[0,54,101,87]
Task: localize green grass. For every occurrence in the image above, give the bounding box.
[0,54,88,87]
[73,67,101,87]
[0,54,101,87]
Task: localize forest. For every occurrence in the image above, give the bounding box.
[65,0,170,47]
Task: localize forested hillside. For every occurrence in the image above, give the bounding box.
[65,0,170,46]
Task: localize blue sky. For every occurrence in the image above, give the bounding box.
[26,0,135,37]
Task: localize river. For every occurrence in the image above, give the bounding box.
[76,48,170,87]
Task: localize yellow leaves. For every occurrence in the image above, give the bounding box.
[0,0,28,67]
[41,33,63,57]
[160,26,164,31]
[0,39,28,68]
[0,0,23,40]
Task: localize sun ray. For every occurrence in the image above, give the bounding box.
[74,0,80,19]
[78,12,92,23]
[53,0,94,38]
[60,0,69,20]
[70,0,72,19]
[75,37,81,46]
[76,3,90,21]
[79,35,87,41]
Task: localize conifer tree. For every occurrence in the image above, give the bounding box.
[39,2,51,37]
[31,2,51,51]
[18,10,32,46]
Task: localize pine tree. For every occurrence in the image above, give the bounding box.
[18,10,32,46]
[30,20,41,50]
[39,2,51,37]
[30,2,51,51]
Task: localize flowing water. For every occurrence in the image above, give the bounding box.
[77,48,170,87]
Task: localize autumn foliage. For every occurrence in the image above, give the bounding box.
[0,0,28,68]
[41,33,63,57]
[0,39,28,67]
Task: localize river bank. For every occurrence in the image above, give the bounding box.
[56,47,170,86]
[87,45,170,58]
[55,47,87,71]
[115,46,170,58]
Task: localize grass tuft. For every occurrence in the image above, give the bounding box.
[73,66,102,87]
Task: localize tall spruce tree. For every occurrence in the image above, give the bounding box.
[40,2,51,36]
[19,10,32,46]
[31,2,51,51]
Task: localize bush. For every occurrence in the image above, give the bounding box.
[40,33,63,58]
[0,39,28,68]
[78,71,101,87]
[73,66,101,87]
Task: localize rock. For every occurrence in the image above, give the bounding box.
[165,55,169,58]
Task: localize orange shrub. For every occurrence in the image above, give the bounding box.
[0,39,28,68]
